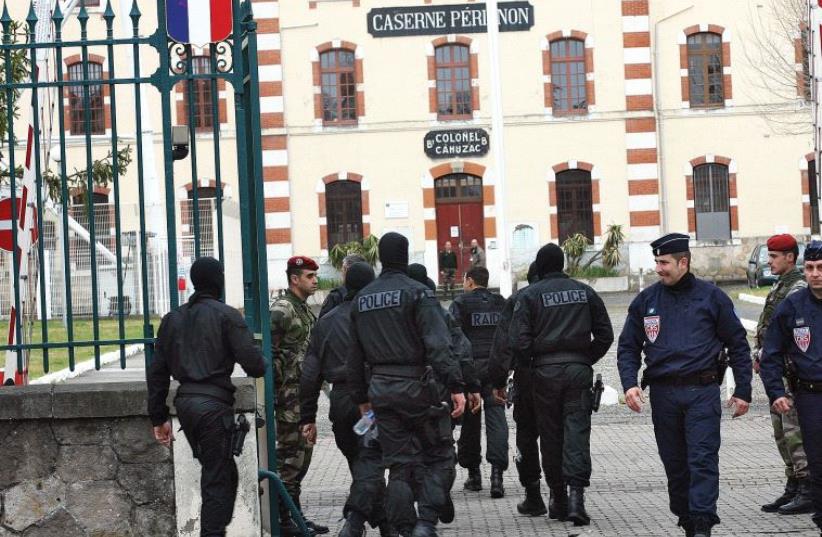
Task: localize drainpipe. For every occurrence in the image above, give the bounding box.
[653,5,693,234]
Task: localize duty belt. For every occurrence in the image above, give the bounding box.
[642,370,718,389]
[371,364,427,379]
[796,379,822,394]
[177,382,234,405]
[533,351,589,367]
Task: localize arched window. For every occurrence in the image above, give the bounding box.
[435,44,472,119]
[326,181,363,249]
[556,169,594,241]
[184,56,214,130]
[693,163,730,240]
[182,187,217,258]
[550,39,587,115]
[687,32,724,108]
[320,49,357,124]
[68,61,104,135]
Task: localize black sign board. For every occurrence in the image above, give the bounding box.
[424,129,490,159]
[368,2,534,38]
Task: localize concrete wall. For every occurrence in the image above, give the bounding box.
[0,379,260,537]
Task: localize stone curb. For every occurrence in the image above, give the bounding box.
[739,293,766,306]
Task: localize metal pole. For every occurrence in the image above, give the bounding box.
[485,0,512,297]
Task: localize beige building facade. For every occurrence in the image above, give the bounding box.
[7,0,815,299]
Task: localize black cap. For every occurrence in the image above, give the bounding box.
[805,240,822,261]
[379,232,409,271]
[190,256,224,296]
[345,262,375,292]
[535,243,564,277]
[651,233,690,257]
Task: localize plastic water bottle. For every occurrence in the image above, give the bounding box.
[353,410,375,435]
[363,424,379,448]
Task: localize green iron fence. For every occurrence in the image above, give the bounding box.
[0,0,285,533]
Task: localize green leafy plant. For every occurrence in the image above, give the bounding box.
[561,224,625,277]
[328,234,379,271]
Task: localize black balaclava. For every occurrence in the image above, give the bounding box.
[407,263,428,283]
[535,243,564,278]
[379,232,409,271]
[345,262,375,299]
[526,261,538,284]
[190,256,224,297]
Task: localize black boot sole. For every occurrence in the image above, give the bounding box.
[463,484,482,492]
[517,505,547,516]
[567,513,590,526]
[762,504,787,513]
[490,488,504,499]
[778,506,815,515]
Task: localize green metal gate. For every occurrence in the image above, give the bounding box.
[0,0,286,532]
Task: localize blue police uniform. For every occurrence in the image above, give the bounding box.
[617,233,752,536]
[761,244,822,533]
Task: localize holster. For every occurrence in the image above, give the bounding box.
[230,414,250,459]
[785,356,799,393]
[426,402,452,444]
[591,373,604,413]
[716,349,729,384]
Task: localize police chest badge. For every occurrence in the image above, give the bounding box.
[644,315,660,343]
[794,326,811,353]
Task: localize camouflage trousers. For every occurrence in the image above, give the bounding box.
[276,419,314,502]
[771,387,808,480]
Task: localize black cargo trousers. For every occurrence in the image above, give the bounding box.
[328,385,387,527]
[533,362,593,489]
[457,384,509,471]
[369,374,456,532]
[512,365,542,487]
[175,394,238,537]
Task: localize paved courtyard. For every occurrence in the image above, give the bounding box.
[300,291,821,536]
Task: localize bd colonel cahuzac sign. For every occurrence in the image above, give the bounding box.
[367,2,535,38]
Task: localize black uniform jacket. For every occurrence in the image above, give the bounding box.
[450,287,506,382]
[300,300,355,425]
[347,269,464,404]
[147,291,267,426]
[509,273,614,366]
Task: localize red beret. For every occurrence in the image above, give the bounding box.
[287,256,319,271]
[766,234,797,252]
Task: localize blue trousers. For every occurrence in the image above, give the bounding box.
[795,391,822,530]
[650,384,721,529]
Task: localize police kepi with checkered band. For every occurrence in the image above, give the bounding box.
[650,233,690,257]
[804,240,822,261]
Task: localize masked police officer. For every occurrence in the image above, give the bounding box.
[348,233,466,537]
[761,240,822,537]
[300,262,395,537]
[449,266,508,498]
[147,257,267,537]
[617,233,752,537]
[509,244,614,526]
[319,254,367,319]
[489,263,546,517]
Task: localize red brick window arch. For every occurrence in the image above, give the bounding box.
[542,31,595,116]
[427,37,479,120]
[312,42,365,126]
[680,25,732,109]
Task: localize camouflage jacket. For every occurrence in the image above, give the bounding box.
[754,268,806,357]
[271,290,317,422]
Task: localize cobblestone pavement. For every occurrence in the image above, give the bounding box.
[301,292,821,537]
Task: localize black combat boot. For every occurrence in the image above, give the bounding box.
[566,486,590,526]
[338,511,366,537]
[548,485,568,521]
[463,467,482,491]
[517,481,547,516]
[490,466,505,498]
[439,491,455,524]
[279,508,316,537]
[410,520,438,537]
[779,478,814,515]
[379,522,400,537]
[762,477,799,512]
[692,522,711,537]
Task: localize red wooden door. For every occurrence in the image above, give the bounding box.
[435,202,484,281]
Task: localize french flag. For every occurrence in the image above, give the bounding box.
[167,0,233,46]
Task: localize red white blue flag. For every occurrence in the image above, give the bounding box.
[166,0,233,46]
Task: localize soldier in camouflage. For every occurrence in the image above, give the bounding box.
[271,256,327,536]
[754,234,812,515]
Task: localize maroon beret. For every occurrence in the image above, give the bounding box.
[287,256,319,271]
[766,234,797,252]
